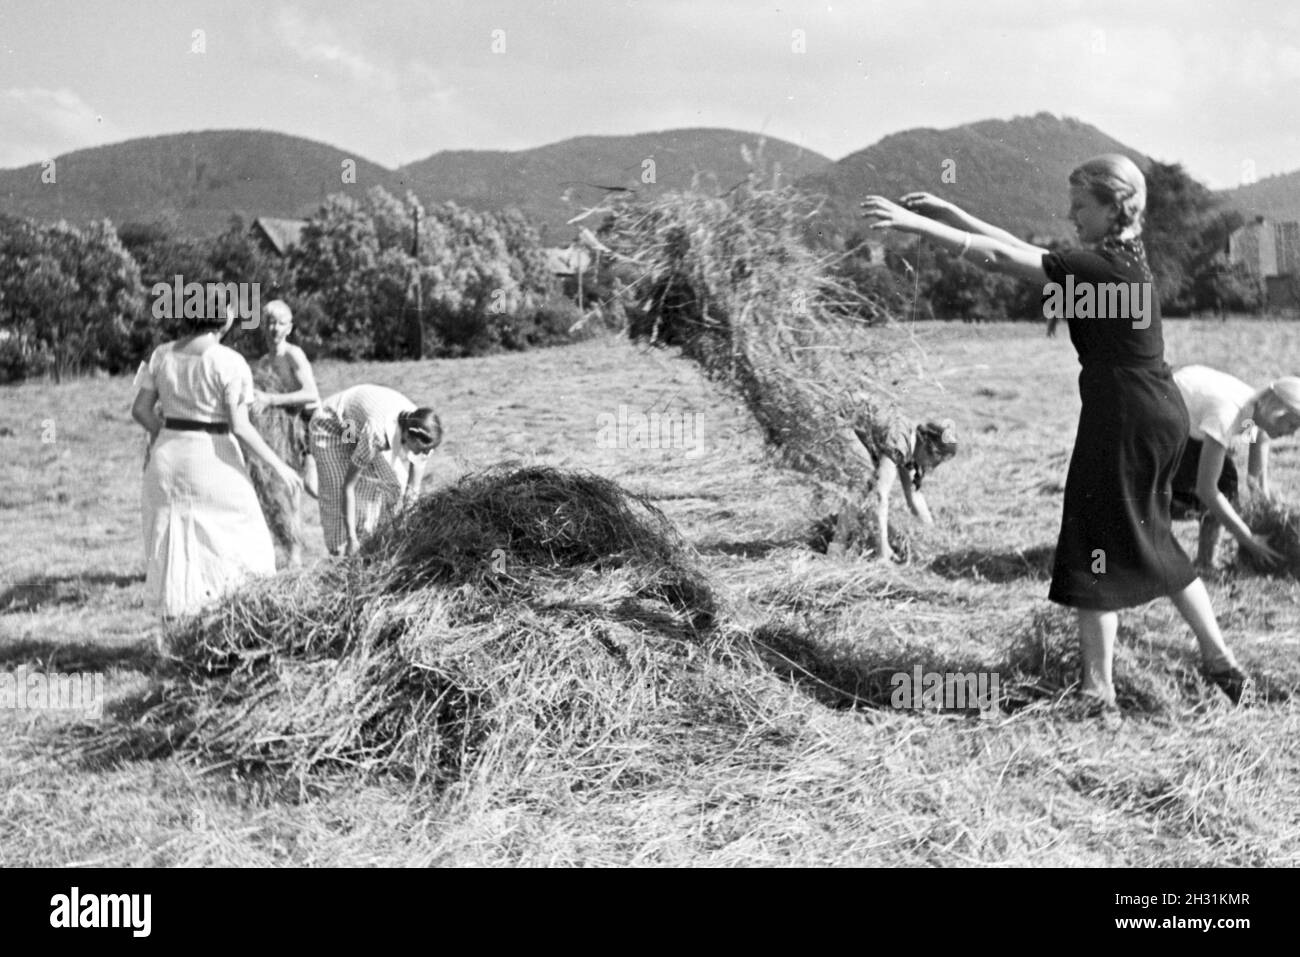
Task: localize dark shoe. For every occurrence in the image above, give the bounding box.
[1202,664,1253,705]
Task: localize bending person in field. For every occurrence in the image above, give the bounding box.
[1171,364,1300,569]
[838,411,959,562]
[861,154,1249,711]
[309,385,442,556]
[131,307,304,624]
[253,300,320,499]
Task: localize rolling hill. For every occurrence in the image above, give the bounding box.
[0,128,831,240]
[392,129,832,240]
[5,117,1290,243]
[1219,170,1300,223]
[0,130,398,238]
[796,112,1150,243]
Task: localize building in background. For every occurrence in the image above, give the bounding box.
[1228,216,1300,313]
[251,217,308,258]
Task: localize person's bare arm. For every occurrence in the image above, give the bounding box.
[259,348,321,409]
[1196,437,1281,565]
[1247,435,1270,497]
[132,388,164,440]
[899,192,1043,253]
[875,456,898,561]
[401,458,428,510]
[256,351,322,410]
[898,467,934,525]
[860,196,1050,283]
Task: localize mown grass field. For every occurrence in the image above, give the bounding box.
[2,318,1299,866]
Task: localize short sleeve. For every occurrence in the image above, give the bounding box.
[1042,248,1118,287]
[220,353,255,410]
[132,359,155,392]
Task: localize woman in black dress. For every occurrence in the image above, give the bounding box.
[861,154,1249,712]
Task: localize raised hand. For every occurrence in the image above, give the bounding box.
[859,195,923,232]
[898,192,957,222]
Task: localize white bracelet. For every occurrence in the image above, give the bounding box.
[957,232,972,259]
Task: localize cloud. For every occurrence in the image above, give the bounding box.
[0,88,127,169]
[272,6,451,102]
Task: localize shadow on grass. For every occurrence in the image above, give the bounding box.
[748,621,997,715]
[697,538,804,558]
[0,572,145,614]
[751,604,1296,718]
[928,544,1055,583]
[0,635,158,673]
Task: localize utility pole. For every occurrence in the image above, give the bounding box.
[410,203,423,359]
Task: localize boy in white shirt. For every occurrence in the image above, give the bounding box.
[1172,365,1300,569]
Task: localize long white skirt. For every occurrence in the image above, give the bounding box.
[142,430,276,619]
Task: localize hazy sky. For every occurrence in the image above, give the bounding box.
[0,0,1296,188]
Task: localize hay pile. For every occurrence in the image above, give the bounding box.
[245,364,306,562]
[599,177,914,498]
[76,466,720,793]
[1235,496,1300,578]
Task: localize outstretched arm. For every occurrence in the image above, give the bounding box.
[899,193,1044,254]
[861,196,1050,284]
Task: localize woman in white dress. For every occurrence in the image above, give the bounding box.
[131,308,304,621]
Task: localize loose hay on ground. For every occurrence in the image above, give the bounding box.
[1235,496,1300,578]
[72,466,745,796]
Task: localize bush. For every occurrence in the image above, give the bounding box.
[0,332,53,384]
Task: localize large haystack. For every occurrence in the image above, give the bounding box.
[600,178,914,497]
[77,467,720,793]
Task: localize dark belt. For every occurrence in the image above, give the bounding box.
[164,418,230,434]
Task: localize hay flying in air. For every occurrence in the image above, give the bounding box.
[598,170,918,497]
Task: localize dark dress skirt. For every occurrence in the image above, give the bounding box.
[1043,239,1198,610]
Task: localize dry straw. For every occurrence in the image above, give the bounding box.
[73,466,727,794]
[598,165,923,550]
[244,364,305,562]
[1235,496,1300,578]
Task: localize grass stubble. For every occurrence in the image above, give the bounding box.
[2,316,1299,865]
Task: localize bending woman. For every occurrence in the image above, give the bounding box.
[131,308,304,621]
[1171,364,1300,569]
[310,385,442,556]
[861,155,1248,709]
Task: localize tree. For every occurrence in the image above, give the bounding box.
[1142,161,1229,315]
[0,217,143,382]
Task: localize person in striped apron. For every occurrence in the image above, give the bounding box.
[309,385,442,555]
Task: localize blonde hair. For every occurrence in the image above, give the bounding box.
[1268,377,1300,416]
[1069,154,1147,240]
[264,299,293,324]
